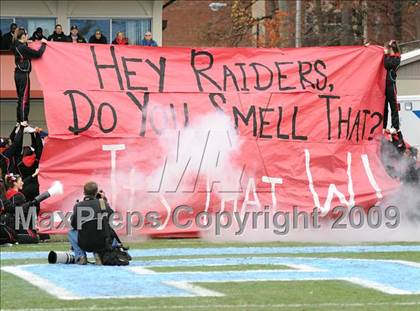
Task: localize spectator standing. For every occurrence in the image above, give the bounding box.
[112,32,128,45]
[68,25,86,43]
[1,23,17,50]
[29,27,47,41]
[89,30,107,44]
[12,28,47,124]
[140,31,157,47]
[47,24,69,42]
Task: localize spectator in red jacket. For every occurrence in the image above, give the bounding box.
[112,32,128,45]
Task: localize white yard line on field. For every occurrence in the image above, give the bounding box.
[1,266,81,300]
[128,266,224,297]
[163,281,225,297]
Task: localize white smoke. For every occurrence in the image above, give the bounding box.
[56,113,419,243]
[201,136,420,243]
[100,112,245,237]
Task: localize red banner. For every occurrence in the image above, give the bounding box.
[32,42,397,235]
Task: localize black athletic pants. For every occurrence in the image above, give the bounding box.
[383,82,400,130]
[14,71,31,122]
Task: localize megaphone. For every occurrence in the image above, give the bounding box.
[34,181,64,204]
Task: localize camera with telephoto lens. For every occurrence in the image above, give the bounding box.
[96,190,105,199]
[48,251,75,264]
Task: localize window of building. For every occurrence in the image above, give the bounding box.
[112,19,152,45]
[1,18,14,34]
[70,18,152,45]
[15,18,56,38]
[0,17,56,37]
[70,19,110,43]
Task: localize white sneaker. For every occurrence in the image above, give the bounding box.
[20,121,28,127]
[24,126,36,134]
[390,127,397,134]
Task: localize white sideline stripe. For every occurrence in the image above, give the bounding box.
[2,301,420,311]
[1,266,81,300]
[163,281,224,297]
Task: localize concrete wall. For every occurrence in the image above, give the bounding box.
[0,100,46,140]
[0,0,163,44]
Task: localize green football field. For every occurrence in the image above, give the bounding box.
[1,239,420,311]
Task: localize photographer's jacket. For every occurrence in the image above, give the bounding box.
[71,196,113,229]
[71,196,114,252]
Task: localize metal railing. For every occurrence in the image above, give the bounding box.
[400,40,420,54]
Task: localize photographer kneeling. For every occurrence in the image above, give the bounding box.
[68,181,131,265]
